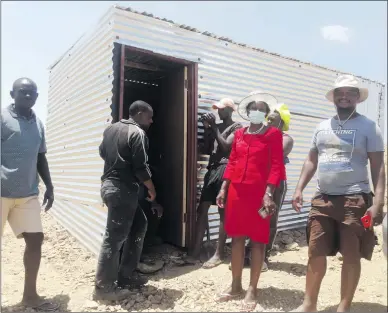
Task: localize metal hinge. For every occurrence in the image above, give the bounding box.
[183,213,187,223]
[184,79,188,89]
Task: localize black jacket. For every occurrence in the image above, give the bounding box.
[99,119,152,188]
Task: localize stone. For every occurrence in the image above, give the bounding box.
[152,295,163,304]
[281,235,294,245]
[164,289,176,298]
[125,300,135,309]
[293,230,303,237]
[201,280,213,286]
[285,242,300,251]
[83,300,98,309]
[135,294,146,303]
[143,300,151,308]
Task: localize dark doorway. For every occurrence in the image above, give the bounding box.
[117,46,197,249]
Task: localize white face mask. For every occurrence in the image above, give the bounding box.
[249,110,266,124]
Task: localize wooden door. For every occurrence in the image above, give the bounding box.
[158,66,188,246]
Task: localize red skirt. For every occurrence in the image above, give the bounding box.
[224,182,271,244]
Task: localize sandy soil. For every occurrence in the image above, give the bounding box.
[1,213,387,312]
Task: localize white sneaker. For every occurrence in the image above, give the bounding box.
[261,261,269,272]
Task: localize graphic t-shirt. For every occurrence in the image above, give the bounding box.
[311,115,384,195]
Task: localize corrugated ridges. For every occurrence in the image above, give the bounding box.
[114,4,383,86]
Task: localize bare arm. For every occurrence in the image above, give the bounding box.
[216,130,240,207]
[219,180,231,193]
[37,153,53,191]
[365,122,385,218]
[368,151,386,210]
[37,125,54,211]
[212,127,236,152]
[38,153,54,211]
[283,135,294,158]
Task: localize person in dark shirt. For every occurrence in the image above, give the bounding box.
[93,100,156,301]
[188,98,242,268]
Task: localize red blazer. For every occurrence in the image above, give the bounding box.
[223,127,285,186]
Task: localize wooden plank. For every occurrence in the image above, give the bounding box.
[124,60,162,72]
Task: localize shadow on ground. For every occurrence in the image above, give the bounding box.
[1,294,70,312]
[117,286,183,311]
[269,261,307,276]
[321,302,387,312]
[257,287,304,311]
[142,242,226,280]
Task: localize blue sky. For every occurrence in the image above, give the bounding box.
[2,1,387,125]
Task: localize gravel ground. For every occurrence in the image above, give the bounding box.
[1,213,386,312]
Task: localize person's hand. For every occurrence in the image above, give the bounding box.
[263,193,276,215]
[207,113,217,129]
[364,204,381,229]
[151,203,164,218]
[43,187,54,212]
[202,120,210,128]
[292,190,303,212]
[147,188,157,202]
[216,189,227,208]
[204,113,216,123]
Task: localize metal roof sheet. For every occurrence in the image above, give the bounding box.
[114,4,384,86]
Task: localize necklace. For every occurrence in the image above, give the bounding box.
[336,109,356,131]
[247,123,265,134]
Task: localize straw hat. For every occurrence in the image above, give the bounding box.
[325,74,368,103]
[237,90,278,121]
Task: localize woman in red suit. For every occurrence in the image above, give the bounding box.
[215,92,285,311]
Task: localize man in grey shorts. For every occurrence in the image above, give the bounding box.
[1,78,57,311]
[292,75,385,312]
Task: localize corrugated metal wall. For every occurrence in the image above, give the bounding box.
[110,6,386,240]
[46,5,386,254]
[45,8,116,255]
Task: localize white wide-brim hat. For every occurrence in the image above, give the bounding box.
[326,74,369,103]
[237,90,278,121]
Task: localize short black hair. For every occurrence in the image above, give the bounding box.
[12,77,37,91]
[246,101,270,114]
[128,100,153,116]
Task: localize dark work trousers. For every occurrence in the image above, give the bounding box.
[137,185,161,245]
[95,180,148,290]
[265,180,287,259]
[246,181,287,261]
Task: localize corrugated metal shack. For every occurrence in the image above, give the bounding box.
[46,5,386,255]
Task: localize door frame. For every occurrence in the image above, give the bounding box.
[117,44,198,250]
